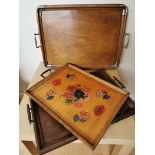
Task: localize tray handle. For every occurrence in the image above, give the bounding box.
[113,76,126,89]
[34,33,41,48]
[27,104,34,124]
[40,69,51,78]
[124,33,130,49]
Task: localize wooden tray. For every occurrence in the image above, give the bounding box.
[26,64,129,150]
[36,4,127,69]
[30,100,77,155]
[27,69,134,155]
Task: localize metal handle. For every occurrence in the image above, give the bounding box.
[124,33,130,49]
[27,104,34,124]
[113,76,126,89]
[40,69,51,78]
[34,33,41,48]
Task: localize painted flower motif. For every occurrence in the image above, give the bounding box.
[52,79,61,86]
[80,111,90,121]
[94,105,105,116]
[74,102,83,108]
[46,89,56,96]
[63,91,73,99]
[82,86,91,95]
[103,94,110,99]
[47,96,54,100]
[62,84,90,105]
[74,89,85,99]
[96,89,111,100]
[73,114,80,122]
[73,111,90,122]
[66,74,77,80]
[96,89,103,97]
[67,85,78,92]
[46,89,56,100]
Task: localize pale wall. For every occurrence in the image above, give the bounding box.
[19,0,135,99]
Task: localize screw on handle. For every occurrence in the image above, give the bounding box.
[26,104,34,124]
[34,33,41,48]
[40,69,51,79]
[113,76,126,89]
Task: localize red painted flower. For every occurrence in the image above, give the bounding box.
[80,111,90,121]
[63,91,73,99]
[94,105,105,116]
[82,86,91,95]
[52,79,61,86]
[67,85,78,92]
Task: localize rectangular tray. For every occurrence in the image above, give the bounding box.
[26,64,129,149]
[30,100,77,155]
[28,69,134,155]
[37,4,127,69]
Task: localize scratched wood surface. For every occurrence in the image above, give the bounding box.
[26,64,128,150]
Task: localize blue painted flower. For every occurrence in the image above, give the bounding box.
[103,95,110,100]
[47,95,54,100]
[73,114,79,122]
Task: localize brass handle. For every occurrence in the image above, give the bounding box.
[34,33,41,48]
[124,33,130,49]
[27,104,34,124]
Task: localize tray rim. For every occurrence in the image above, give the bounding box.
[30,99,77,155]
[37,4,128,69]
[26,64,129,150]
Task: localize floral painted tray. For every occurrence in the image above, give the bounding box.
[26,64,129,150]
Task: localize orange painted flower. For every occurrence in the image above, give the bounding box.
[74,102,83,108]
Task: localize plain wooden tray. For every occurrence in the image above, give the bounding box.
[30,100,77,155]
[26,64,129,150]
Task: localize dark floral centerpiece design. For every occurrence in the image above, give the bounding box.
[73,111,90,122]
[62,84,91,104]
[96,89,111,100]
[94,105,105,116]
[46,89,57,100]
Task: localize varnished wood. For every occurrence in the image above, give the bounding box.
[26,64,128,150]
[20,62,134,154]
[37,4,127,69]
[22,140,39,155]
[31,100,77,155]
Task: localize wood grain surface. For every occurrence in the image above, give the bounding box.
[26,64,128,150]
[37,4,127,69]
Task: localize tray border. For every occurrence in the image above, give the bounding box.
[26,64,129,150]
[37,4,127,69]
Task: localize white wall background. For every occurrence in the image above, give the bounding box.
[19,0,135,99]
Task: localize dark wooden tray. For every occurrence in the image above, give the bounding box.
[30,100,77,155]
[27,69,134,155]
